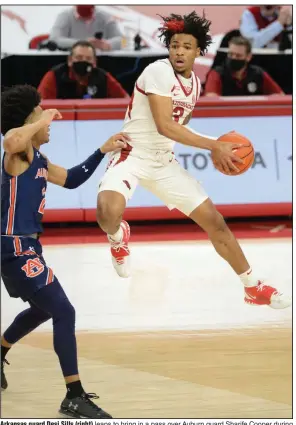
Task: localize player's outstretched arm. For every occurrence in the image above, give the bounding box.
[47,132,130,188]
[148,93,243,173]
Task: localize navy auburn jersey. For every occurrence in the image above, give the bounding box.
[1,148,48,235]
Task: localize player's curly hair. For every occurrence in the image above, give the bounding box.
[158,11,212,56]
[1,85,40,135]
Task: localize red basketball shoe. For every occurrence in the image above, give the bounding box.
[108,220,130,278]
[244,281,291,309]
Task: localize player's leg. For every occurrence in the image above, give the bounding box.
[1,277,112,417]
[97,190,126,236]
[26,279,112,418]
[189,199,291,308]
[191,199,250,274]
[1,302,51,390]
[1,238,54,391]
[96,151,141,278]
[2,300,51,349]
[144,160,291,309]
[189,200,291,308]
[1,238,112,418]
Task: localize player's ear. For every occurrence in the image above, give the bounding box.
[195,47,201,58]
[25,110,35,125]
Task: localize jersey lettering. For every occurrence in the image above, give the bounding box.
[35,168,48,180]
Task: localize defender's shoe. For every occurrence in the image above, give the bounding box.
[1,359,9,390]
[59,392,112,419]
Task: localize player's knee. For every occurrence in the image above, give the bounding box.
[34,309,51,324]
[53,298,76,324]
[97,199,124,230]
[62,301,76,323]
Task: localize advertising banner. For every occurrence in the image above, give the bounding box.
[40,115,291,215]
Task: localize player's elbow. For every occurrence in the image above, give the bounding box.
[156,119,172,137]
[3,132,21,154]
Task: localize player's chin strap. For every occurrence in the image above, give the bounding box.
[64,148,105,189]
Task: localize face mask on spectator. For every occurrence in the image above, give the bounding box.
[76,5,94,19]
[72,61,94,77]
[226,58,246,72]
[260,6,280,20]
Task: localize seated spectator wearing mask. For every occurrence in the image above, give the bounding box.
[38,40,129,99]
[240,5,292,48]
[204,36,284,97]
[49,5,123,51]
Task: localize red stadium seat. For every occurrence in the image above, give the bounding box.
[29,34,49,49]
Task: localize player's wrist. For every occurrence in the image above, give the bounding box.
[197,137,218,151]
[96,148,105,157]
[37,118,49,129]
[99,144,107,154]
[210,140,222,151]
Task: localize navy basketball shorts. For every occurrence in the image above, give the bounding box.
[1,236,55,302]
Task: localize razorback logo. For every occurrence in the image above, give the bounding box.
[35,168,48,180]
[123,180,131,190]
[1,9,27,33]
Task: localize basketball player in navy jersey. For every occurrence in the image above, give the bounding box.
[1,85,129,418]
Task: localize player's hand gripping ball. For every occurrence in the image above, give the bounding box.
[214,131,255,176]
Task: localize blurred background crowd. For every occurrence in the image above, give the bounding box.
[1,4,292,99]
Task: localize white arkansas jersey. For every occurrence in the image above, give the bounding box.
[122,58,201,152]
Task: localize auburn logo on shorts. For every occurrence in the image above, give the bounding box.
[21,258,44,278]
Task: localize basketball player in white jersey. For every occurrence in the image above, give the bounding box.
[97,12,290,309]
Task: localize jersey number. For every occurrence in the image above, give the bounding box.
[38,187,46,215]
[21,258,44,278]
[38,198,46,215]
[173,106,185,123]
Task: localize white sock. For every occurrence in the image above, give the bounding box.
[239,268,258,287]
[109,225,123,242]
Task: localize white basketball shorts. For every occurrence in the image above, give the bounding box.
[98,146,209,216]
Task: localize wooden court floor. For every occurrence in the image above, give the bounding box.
[1,326,292,419]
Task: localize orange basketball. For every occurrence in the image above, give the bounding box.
[215,131,255,176]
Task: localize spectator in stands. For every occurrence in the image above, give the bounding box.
[38,41,129,99]
[240,5,292,48]
[49,5,123,51]
[204,36,284,97]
